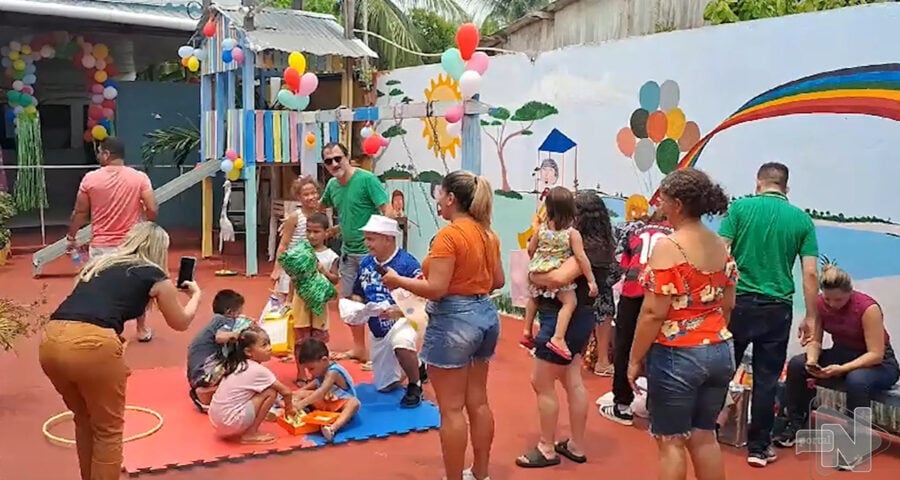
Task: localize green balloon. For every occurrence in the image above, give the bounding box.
[18,94,33,106]
[656,138,680,174]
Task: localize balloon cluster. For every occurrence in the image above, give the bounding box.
[221,149,245,181]
[616,80,700,175]
[176,44,204,72]
[2,33,118,141]
[200,19,243,65]
[277,52,318,111]
[360,122,389,156]
[440,24,489,137]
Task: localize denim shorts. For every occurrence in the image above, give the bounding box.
[646,340,735,437]
[534,305,595,366]
[422,294,500,369]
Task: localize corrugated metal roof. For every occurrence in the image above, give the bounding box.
[212,6,377,59]
[2,0,200,30]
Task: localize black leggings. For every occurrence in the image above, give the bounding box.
[613,295,643,406]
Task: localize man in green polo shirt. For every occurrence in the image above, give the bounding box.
[320,142,390,364]
[719,162,819,468]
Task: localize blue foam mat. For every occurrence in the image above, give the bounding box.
[306,383,440,446]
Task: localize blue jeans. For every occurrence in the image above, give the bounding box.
[534,305,595,366]
[646,341,736,437]
[785,345,900,426]
[730,293,793,453]
[422,295,500,369]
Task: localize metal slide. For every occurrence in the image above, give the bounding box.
[31,159,222,276]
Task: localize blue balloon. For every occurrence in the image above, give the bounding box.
[222,50,233,63]
[99,119,111,130]
[639,81,661,112]
[22,74,36,85]
[103,80,118,89]
[222,38,236,51]
[440,48,466,81]
[5,109,15,121]
[296,95,310,111]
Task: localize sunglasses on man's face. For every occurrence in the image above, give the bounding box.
[323,155,343,166]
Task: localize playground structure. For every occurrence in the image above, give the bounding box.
[194,5,488,276]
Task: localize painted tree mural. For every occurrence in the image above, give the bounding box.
[371,79,413,171]
[481,101,559,191]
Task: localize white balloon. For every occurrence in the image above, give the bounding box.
[458,70,482,99]
[177,45,195,59]
[360,126,373,138]
[12,80,23,91]
[193,48,204,59]
[633,138,656,173]
[102,86,118,100]
[9,41,21,52]
[95,59,106,70]
[0,46,8,56]
[40,45,54,58]
[13,106,24,114]
[92,94,104,104]
[222,38,236,51]
[446,121,461,137]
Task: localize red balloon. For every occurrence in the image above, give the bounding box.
[362,135,382,155]
[88,105,103,121]
[283,67,300,90]
[106,64,119,77]
[83,130,94,143]
[455,23,480,61]
[203,21,216,38]
[102,99,116,109]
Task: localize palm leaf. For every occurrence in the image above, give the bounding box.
[141,124,201,167]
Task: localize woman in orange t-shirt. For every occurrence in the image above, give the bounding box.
[383,171,504,480]
[627,169,738,480]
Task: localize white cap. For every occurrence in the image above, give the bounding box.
[359,215,401,237]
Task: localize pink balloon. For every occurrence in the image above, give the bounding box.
[444,104,464,124]
[225,149,238,160]
[379,135,389,147]
[91,83,104,94]
[466,52,489,75]
[92,94,103,104]
[231,47,244,64]
[21,86,33,95]
[297,72,319,96]
[102,108,114,119]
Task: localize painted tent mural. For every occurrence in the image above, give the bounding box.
[372,3,900,355]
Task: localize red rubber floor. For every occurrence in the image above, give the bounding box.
[2,230,898,479]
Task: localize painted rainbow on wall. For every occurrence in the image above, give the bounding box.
[650,63,900,203]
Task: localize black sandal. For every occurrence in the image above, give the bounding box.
[555,439,587,463]
[188,389,208,413]
[515,446,561,468]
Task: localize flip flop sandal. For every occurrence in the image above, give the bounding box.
[555,439,587,463]
[330,351,352,361]
[593,365,614,377]
[515,447,561,468]
[188,389,208,413]
[240,433,276,445]
[545,341,572,361]
[360,361,373,372]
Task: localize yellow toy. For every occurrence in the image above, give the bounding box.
[624,194,649,221]
[517,203,547,249]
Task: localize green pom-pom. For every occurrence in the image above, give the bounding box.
[278,241,337,317]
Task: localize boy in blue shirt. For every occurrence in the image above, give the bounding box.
[186,289,244,412]
[352,215,427,408]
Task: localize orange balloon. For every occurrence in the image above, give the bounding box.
[616,127,636,157]
[94,70,108,83]
[181,57,190,67]
[646,111,668,143]
[678,121,701,152]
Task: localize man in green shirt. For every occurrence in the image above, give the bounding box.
[320,142,390,363]
[719,162,819,468]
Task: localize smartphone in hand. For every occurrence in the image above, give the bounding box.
[177,256,197,289]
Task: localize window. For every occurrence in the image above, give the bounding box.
[0,103,74,150]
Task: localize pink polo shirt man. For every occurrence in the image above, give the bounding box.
[79,165,153,249]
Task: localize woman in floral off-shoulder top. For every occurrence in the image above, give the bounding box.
[627,169,738,480]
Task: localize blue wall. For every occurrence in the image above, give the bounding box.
[117,81,223,230]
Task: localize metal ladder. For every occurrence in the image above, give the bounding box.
[31,159,222,277]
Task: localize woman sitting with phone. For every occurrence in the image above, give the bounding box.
[775,263,899,452]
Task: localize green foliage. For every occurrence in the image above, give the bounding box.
[494,189,523,199]
[415,170,445,183]
[269,0,339,15]
[379,167,413,180]
[491,292,525,317]
[488,107,511,121]
[802,207,891,224]
[486,0,552,26]
[381,124,408,138]
[0,191,17,249]
[141,124,201,167]
[409,8,457,64]
[703,0,887,25]
[511,101,559,122]
[480,17,502,36]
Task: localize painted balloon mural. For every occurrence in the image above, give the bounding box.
[616,80,701,176]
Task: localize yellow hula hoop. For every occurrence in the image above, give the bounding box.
[42,406,164,447]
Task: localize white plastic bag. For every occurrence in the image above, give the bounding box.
[595,377,649,418]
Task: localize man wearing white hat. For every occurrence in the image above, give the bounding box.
[351,215,427,408]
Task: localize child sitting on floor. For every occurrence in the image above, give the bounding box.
[294,338,361,443]
[209,325,295,445]
[293,212,340,385]
[187,289,246,412]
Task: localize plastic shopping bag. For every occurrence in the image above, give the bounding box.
[391,288,428,334]
[259,295,293,355]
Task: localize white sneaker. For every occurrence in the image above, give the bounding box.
[445,468,489,480]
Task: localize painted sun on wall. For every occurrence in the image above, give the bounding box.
[422,74,462,162]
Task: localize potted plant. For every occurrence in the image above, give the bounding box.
[0,191,16,265]
[0,285,48,352]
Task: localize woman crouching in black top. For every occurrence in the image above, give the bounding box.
[40,222,202,480]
